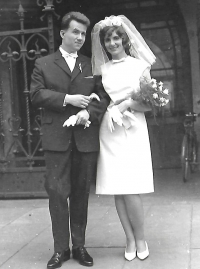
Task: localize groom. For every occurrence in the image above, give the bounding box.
[30,12,110,268]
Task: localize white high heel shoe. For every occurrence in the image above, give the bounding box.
[124,248,136,261]
[136,241,149,260]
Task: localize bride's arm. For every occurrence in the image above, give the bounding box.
[117,67,152,113]
[117,99,151,113]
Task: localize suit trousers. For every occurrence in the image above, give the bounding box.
[44,136,98,252]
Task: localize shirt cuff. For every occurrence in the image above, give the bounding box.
[63,94,69,107]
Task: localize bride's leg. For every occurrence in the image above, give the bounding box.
[123,194,146,252]
[114,195,136,253]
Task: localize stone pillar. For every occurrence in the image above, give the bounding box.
[178,0,200,155]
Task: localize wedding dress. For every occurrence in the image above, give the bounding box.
[96,56,154,195]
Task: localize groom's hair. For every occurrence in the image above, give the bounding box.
[61,11,90,30]
[100,25,130,56]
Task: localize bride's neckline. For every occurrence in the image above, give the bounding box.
[112,56,129,63]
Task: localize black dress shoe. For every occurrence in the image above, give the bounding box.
[47,249,70,269]
[72,247,93,267]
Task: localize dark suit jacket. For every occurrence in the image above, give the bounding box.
[30,50,110,152]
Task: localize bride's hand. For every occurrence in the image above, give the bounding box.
[117,99,132,113]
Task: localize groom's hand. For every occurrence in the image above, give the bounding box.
[64,94,90,108]
[76,109,90,125]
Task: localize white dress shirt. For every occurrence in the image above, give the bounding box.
[59,47,78,106]
[59,46,78,72]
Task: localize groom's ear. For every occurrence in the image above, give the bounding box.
[60,30,65,39]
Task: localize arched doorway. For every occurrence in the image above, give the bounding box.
[84,0,191,168]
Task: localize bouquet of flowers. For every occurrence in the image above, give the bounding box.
[132,77,169,116]
[102,78,169,132]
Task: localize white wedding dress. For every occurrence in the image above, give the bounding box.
[96,56,154,195]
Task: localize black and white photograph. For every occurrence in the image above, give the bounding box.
[0,0,200,268]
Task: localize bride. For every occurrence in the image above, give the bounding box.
[91,15,156,261]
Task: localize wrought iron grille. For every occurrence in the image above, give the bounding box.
[0,1,61,173]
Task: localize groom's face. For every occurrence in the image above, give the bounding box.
[60,20,87,53]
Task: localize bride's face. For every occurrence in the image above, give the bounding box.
[104,31,126,59]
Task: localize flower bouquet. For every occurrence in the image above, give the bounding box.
[132,77,169,117]
[104,78,169,132]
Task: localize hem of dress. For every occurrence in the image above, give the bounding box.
[96,190,154,195]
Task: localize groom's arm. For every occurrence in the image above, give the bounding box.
[86,76,110,123]
[30,59,66,112]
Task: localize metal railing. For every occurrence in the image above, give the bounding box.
[0,1,62,172]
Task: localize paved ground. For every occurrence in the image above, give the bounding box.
[1,168,200,269]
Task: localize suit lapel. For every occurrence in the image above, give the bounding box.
[71,55,87,82]
[54,51,88,81]
[54,50,72,77]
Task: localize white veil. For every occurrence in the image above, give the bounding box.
[91,15,156,75]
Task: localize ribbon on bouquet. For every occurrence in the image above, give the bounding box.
[123,110,139,129]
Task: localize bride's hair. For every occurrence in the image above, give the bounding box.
[99,26,130,56]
